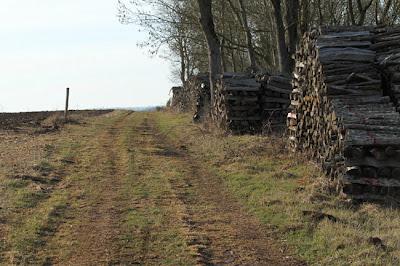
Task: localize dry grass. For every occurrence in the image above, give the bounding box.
[153,111,400,265]
[0,123,69,263]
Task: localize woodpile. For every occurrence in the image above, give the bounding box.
[170,86,190,112]
[213,73,262,134]
[185,74,211,122]
[169,72,290,134]
[372,26,400,112]
[169,74,211,119]
[258,74,291,133]
[288,26,400,200]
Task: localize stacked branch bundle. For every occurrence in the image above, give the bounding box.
[213,73,262,134]
[288,26,400,200]
[258,74,291,132]
[372,26,400,112]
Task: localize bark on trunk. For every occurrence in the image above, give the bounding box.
[197,0,222,107]
[348,0,356,25]
[356,0,374,25]
[285,0,299,71]
[271,0,290,74]
[178,37,186,86]
[238,0,258,70]
[227,0,258,71]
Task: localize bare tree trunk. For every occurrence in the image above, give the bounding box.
[228,23,237,72]
[197,0,222,107]
[240,50,245,70]
[382,0,393,23]
[356,0,374,25]
[227,0,258,71]
[285,0,299,71]
[178,37,186,86]
[348,0,357,25]
[238,0,258,70]
[299,0,310,35]
[231,50,237,72]
[270,0,290,74]
[264,0,278,68]
[375,0,380,24]
[376,0,393,25]
[183,38,192,82]
[316,0,324,25]
[219,4,228,72]
[221,38,227,72]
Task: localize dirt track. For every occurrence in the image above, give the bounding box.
[142,116,303,265]
[1,111,303,265]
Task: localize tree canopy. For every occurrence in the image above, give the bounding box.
[119,0,400,83]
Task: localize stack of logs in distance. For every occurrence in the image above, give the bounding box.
[186,74,210,122]
[170,86,186,112]
[170,74,210,116]
[288,26,400,200]
[258,74,291,133]
[213,73,262,134]
[372,26,400,112]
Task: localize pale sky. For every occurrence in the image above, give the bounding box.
[0,0,174,112]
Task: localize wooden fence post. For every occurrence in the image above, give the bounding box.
[64,88,70,120]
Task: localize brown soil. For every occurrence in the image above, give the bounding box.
[0,110,113,131]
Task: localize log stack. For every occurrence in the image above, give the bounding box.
[258,74,291,133]
[170,86,188,112]
[185,74,211,122]
[372,26,400,112]
[213,73,262,134]
[289,26,400,200]
[169,74,210,115]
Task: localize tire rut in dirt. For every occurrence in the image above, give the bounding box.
[40,112,135,265]
[146,117,305,266]
[136,117,214,265]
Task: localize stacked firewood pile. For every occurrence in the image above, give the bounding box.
[170,86,188,112]
[213,73,262,134]
[258,74,291,133]
[169,74,211,118]
[288,26,400,200]
[372,26,400,112]
[185,74,211,122]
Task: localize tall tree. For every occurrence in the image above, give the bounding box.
[285,0,299,71]
[227,0,258,70]
[196,0,222,106]
[270,0,290,73]
[348,0,374,25]
[119,0,400,87]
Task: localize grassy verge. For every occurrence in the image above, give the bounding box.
[152,111,400,265]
